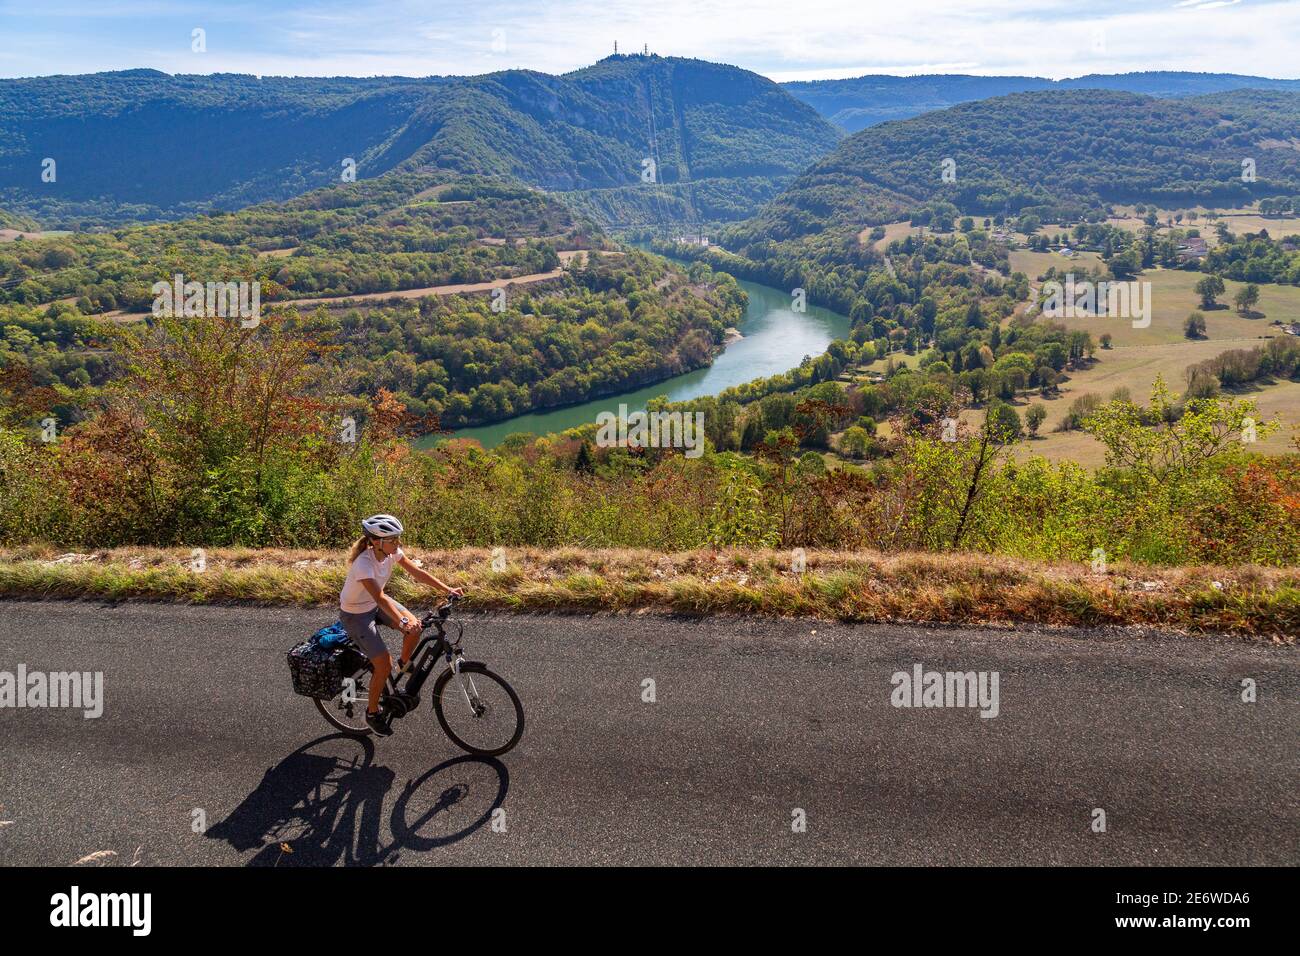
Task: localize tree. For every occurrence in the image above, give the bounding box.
[705,463,778,549]
[1060,394,1101,431]
[58,308,342,545]
[1184,311,1207,339]
[952,413,1010,547]
[839,425,872,459]
[1036,341,1068,372]
[1195,274,1225,309]
[1108,246,1142,279]
[1234,283,1261,315]
[1025,403,1047,437]
[1083,375,1276,480]
[993,352,1034,393]
[986,400,1023,442]
[962,367,989,404]
[1185,370,1220,399]
[797,451,827,475]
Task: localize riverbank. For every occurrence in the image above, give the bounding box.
[433,273,850,449]
[2,546,1294,640]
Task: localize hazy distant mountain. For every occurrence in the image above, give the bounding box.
[0,56,840,229]
[783,71,1300,131]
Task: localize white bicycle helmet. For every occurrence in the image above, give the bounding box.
[361,514,405,539]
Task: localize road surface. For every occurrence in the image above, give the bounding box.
[95,250,618,321]
[0,599,1295,866]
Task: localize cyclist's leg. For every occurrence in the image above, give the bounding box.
[340,609,391,715]
[377,603,419,672]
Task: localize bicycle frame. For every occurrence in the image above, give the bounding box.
[381,611,464,701]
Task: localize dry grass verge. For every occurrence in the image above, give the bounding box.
[0,546,1295,643]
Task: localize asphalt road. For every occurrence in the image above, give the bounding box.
[0,599,1296,866]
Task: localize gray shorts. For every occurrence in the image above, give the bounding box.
[339,607,396,661]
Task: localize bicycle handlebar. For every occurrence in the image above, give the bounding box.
[420,592,462,629]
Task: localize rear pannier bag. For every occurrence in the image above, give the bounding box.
[287,625,366,699]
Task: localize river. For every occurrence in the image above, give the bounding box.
[419,271,850,450]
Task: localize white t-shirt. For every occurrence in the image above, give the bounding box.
[340,546,404,613]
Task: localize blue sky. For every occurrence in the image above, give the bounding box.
[1,0,1297,81]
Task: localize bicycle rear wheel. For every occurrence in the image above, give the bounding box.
[432,662,524,756]
[314,663,374,737]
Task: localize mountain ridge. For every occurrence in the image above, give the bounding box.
[0,55,840,229]
[728,87,1300,251]
[782,70,1300,131]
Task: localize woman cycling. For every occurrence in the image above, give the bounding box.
[339,514,463,735]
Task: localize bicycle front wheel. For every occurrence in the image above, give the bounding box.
[432,662,524,756]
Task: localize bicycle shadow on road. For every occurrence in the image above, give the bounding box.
[204,734,509,866]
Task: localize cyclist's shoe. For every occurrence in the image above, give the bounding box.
[366,710,393,736]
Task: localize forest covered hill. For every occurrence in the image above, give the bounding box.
[0,56,840,229]
[728,88,1300,253]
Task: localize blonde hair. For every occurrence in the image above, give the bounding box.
[347,535,374,564]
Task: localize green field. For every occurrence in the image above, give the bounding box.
[1107,204,1300,239]
[984,263,1299,467]
[989,340,1297,462]
[859,350,922,375]
[1002,377,1298,468]
[1025,204,1300,250]
[854,252,1300,468]
[1042,267,1299,348]
[1009,248,1106,277]
[850,333,1299,469]
[859,220,919,250]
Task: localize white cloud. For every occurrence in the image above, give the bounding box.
[0,0,1296,80]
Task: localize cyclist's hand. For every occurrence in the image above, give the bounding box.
[447,587,465,598]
